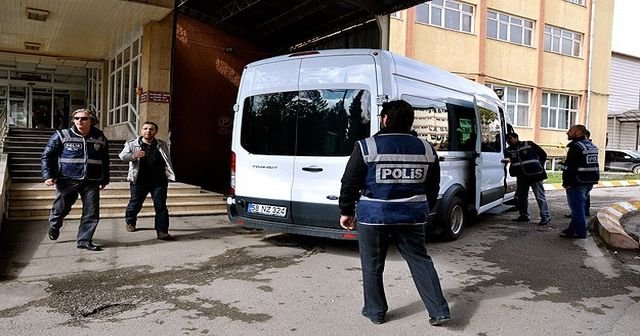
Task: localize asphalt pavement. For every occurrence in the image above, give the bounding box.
[0,186,639,336]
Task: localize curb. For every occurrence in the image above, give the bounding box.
[544,179,640,190]
[595,200,640,250]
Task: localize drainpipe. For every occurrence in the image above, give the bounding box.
[585,0,596,128]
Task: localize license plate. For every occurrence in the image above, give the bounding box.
[247,203,287,217]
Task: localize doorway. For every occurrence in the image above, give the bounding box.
[2,85,71,129]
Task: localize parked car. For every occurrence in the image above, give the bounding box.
[605,149,640,174]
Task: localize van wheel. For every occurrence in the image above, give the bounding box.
[440,196,465,241]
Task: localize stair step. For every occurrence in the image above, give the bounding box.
[8,209,228,221]
[10,193,225,207]
[9,202,226,219]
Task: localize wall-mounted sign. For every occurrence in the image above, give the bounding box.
[140,91,171,104]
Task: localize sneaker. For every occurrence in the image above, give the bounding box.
[157,232,176,241]
[429,315,451,326]
[126,224,137,232]
[538,218,551,226]
[511,216,530,222]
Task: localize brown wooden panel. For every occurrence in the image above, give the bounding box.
[171,15,270,193]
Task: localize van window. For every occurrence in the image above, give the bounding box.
[479,106,502,153]
[405,96,477,152]
[241,89,371,156]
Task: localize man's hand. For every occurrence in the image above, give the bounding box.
[100,183,108,190]
[44,178,56,186]
[133,150,146,159]
[340,215,356,230]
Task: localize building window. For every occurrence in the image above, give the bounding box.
[487,10,533,46]
[87,67,103,121]
[107,37,141,128]
[390,11,402,19]
[541,92,579,129]
[544,25,582,57]
[487,84,531,127]
[565,0,586,5]
[415,0,474,33]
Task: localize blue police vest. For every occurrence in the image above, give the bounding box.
[574,139,600,184]
[505,141,545,178]
[57,128,107,181]
[355,133,436,225]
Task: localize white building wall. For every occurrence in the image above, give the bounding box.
[609,53,640,114]
[607,53,640,149]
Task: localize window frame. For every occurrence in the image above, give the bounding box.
[540,91,580,130]
[415,0,475,34]
[544,25,583,57]
[486,83,531,127]
[107,36,141,129]
[486,10,534,47]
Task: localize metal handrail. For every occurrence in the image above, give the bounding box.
[0,107,8,152]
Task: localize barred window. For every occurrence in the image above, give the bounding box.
[107,37,141,128]
[487,10,534,46]
[541,92,579,129]
[415,0,474,33]
[544,25,582,57]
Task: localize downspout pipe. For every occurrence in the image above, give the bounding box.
[585,0,596,128]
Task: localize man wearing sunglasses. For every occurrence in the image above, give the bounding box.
[42,108,110,251]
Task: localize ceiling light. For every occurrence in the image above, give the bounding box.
[26,8,49,22]
[24,42,41,51]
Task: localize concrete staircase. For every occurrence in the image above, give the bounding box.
[3,127,227,220]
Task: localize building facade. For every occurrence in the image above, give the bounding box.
[389,0,614,158]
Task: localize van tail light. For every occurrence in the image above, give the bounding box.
[229,151,236,196]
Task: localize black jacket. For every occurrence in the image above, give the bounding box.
[504,140,548,182]
[41,126,110,186]
[562,137,599,187]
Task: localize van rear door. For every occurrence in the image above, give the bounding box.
[232,59,302,224]
[290,55,377,229]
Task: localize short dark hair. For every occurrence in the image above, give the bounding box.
[142,121,159,131]
[380,100,414,132]
[571,124,588,136]
[506,132,519,139]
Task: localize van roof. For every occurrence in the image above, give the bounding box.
[246,49,501,104]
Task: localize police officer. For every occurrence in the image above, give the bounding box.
[42,108,110,251]
[339,100,450,326]
[561,124,599,239]
[504,132,551,225]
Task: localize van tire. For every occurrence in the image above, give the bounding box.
[440,196,465,241]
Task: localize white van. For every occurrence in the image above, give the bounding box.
[227,49,516,241]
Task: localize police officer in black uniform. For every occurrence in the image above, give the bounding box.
[561,124,599,239]
[504,132,551,225]
[339,100,450,326]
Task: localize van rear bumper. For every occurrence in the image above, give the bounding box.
[227,207,357,240]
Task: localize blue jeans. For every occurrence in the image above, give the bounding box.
[49,179,101,245]
[125,182,169,233]
[565,185,592,237]
[357,224,450,320]
[516,178,550,221]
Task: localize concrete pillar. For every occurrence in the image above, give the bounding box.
[138,13,174,140]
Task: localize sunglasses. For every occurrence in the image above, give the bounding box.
[74,117,90,121]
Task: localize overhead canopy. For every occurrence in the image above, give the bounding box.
[178,0,425,51]
[609,109,640,122]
